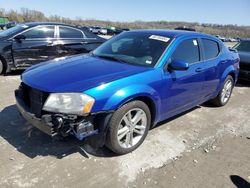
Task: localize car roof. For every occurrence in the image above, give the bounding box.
[20,22,76,27]
[129,29,217,39]
[241,38,250,42]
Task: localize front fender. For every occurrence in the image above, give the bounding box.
[86,83,162,122]
[103,84,160,111]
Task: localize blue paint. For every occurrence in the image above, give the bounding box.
[22,30,239,126]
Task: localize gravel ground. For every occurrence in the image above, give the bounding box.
[0,73,249,188]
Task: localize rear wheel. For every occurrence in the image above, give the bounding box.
[0,59,6,75]
[106,100,151,155]
[210,75,234,106]
[0,60,3,75]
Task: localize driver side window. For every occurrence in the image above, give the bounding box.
[171,39,200,64]
[22,26,55,39]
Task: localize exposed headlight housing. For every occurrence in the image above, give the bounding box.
[43,93,95,115]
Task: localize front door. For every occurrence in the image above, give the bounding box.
[161,38,205,119]
[12,25,57,67]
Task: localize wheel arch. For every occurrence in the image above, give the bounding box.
[228,71,236,84]
[220,66,237,88]
[118,95,157,127]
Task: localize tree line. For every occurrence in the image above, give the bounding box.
[0,8,249,38]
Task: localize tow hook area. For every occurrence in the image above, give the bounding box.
[42,114,98,140]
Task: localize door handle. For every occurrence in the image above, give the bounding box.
[221,60,227,64]
[195,67,203,72]
[81,41,89,44]
[47,41,53,46]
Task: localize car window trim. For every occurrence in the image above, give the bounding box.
[171,38,202,65]
[58,25,86,39]
[154,38,175,68]
[200,37,222,62]
[11,25,56,40]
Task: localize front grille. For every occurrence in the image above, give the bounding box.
[240,62,250,71]
[19,83,49,117]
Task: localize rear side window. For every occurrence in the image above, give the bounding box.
[23,26,55,39]
[59,26,83,38]
[202,39,220,60]
[172,39,200,64]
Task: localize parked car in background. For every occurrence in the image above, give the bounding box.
[175,27,196,31]
[233,39,250,81]
[91,26,102,34]
[106,28,130,35]
[15,30,239,154]
[5,21,17,29]
[0,22,106,74]
[99,27,108,35]
[0,17,9,30]
[106,28,117,35]
[215,35,226,42]
[228,38,238,42]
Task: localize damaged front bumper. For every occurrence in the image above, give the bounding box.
[15,90,112,145]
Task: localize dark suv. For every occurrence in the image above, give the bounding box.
[0,22,106,74]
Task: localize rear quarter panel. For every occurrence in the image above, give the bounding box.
[217,44,240,92]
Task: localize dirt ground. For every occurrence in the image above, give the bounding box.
[0,72,250,188]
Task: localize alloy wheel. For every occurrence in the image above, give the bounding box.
[117,108,147,149]
[221,79,233,104]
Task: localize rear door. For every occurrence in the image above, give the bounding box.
[12,25,57,67]
[162,38,205,117]
[200,38,221,97]
[55,26,100,57]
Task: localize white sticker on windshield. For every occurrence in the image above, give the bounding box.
[145,60,152,64]
[193,40,198,46]
[149,35,170,43]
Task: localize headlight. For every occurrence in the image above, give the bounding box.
[43,93,95,115]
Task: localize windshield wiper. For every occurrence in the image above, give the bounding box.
[93,54,130,64]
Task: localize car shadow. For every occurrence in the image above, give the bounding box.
[3,70,24,76]
[236,80,250,87]
[230,175,250,188]
[0,103,228,159]
[152,106,201,129]
[0,104,116,159]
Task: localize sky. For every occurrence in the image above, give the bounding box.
[1,0,250,26]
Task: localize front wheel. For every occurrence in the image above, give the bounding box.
[106,100,151,155]
[210,75,234,107]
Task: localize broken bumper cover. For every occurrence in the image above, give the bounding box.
[15,94,57,137]
[15,92,100,140]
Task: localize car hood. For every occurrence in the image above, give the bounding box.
[22,55,151,92]
[238,51,250,64]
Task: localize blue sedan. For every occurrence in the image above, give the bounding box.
[15,30,240,154]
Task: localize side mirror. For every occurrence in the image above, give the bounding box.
[14,34,26,41]
[169,59,189,71]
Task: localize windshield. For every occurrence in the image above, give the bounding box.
[0,24,29,37]
[93,31,172,67]
[234,41,250,53]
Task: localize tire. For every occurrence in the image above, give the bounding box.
[210,75,234,107]
[106,100,151,155]
[0,59,6,75]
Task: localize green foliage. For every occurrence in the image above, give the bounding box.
[0,8,249,37]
